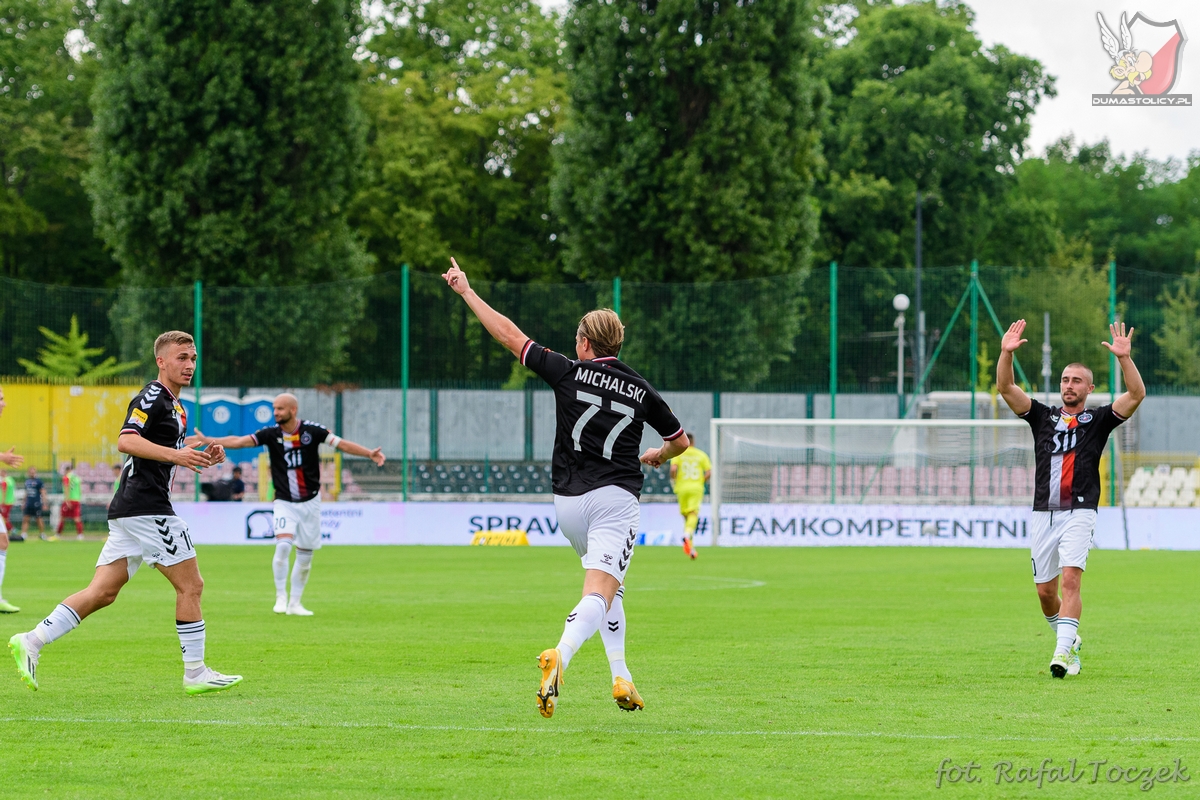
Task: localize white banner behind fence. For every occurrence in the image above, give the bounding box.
[173,502,1199,550]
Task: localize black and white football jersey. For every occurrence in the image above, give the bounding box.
[252,421,340,503]
[1020,398,1127,511]
[521,340,684,498]
[109,381,188,520]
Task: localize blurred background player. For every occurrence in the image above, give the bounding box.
[8,331,241,695]
[196,393,385,615]
[444,257,688,718]
[0,385,24,612]
[669,432,710,560]
[230,467,246,501]
[20,467,46,540]
[57,461,84,540]
[0,468,15,541]
[997,320,1144,679]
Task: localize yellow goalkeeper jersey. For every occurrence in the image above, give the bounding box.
[670,447,711,491]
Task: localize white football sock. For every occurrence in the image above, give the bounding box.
[0,549,6,598]
[1044,613,1059,634]
[177,619,205,669]
[556,592,608,670]
[31,603,80,650]
[289,549,313,603]
[1055,617,1079,656]
[272,539,292,596]
[600,587,632,682]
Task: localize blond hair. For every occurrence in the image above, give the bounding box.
[577,309,624,358]
[154,330,195,357]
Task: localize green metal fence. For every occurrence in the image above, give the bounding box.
[2,263,1198,396]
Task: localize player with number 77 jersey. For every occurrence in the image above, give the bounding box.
[443,258,689,719]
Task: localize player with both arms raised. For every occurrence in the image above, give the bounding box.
[444,258,689,718]
[997,319,1145,679]
[196,393,385,615]
[9,331,242,695]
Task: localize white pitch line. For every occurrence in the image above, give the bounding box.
[0,717,1196,744]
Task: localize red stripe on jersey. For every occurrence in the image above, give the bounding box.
[1059,450,1075,508]
[294,465,308,498]
[520,340,534,365]
[663,427,686,441]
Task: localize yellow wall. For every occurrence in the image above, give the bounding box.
[0,382,139,470]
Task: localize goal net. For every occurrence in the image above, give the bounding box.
[710,418,1035,526]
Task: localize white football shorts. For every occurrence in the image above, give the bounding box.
[274,496,322,550]
[554,486,639,582]
[99,515,196,578]
[1030,508,1097,584]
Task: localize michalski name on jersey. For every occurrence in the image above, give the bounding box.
[573,367,647,404]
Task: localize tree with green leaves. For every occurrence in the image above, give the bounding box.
[1154,271,1200,388]
[0,0,106,284]
[817,1,1054,269]
[553,0,822,283]
[87,0,370,383]
[18,315,139,381]
[548,0,823,389]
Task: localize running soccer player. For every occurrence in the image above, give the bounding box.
[443,258,689,718]
[669,432,710,560]
[20,467,46,539]
[195,394,385,615]
[8,331,242,695]
[0,386,24,612]
[57,461,84,540]
[997,319,1145,679]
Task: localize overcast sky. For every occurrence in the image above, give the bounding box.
[535,0,1197,164]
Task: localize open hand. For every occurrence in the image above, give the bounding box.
[442,258,471,296]
[1101,320,1134,359]
[369,447,386,467]
[0,447,23,468]
[1001,320,1028,353]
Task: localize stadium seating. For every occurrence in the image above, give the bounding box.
[405,462,679,496]
[1122,465,1200,507]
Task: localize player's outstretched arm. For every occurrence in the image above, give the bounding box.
[119,432,222,474]
[0,447,23,468]
[443,257,529,358]
[191,431,257,450]
[997,319,1032,416]
[1103,321,1146,418]
[336,438,386,467]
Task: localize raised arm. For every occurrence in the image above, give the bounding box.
[0,448,22,468]
[442,258,529,358]
[1102,321,1146,418]
[336,438,386,467]
[997,320,1032,416]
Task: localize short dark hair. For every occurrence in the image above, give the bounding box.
[686,431,695,443]
[232,467,242,475]
[1062,363,1094,384]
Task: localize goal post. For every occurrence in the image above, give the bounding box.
[709,418,1035,545]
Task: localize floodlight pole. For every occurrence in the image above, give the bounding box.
[193,280,202,502]
[401,263,410,502]
[969,261,979,504]
[915,191,924,394]
[1042,312,1052,404]
[1108,260,1117,506]
[895,308,905,418]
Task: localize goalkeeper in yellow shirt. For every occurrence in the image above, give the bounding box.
[669,433,710,560]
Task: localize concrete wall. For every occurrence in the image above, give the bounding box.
[437,390,525,461]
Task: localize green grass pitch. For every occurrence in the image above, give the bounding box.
[0,540,1196,798]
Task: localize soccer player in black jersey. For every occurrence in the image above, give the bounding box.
[8,331,243,695]
[443,258,689,718]
[196,393,385,615]
[998,319,1145,679]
